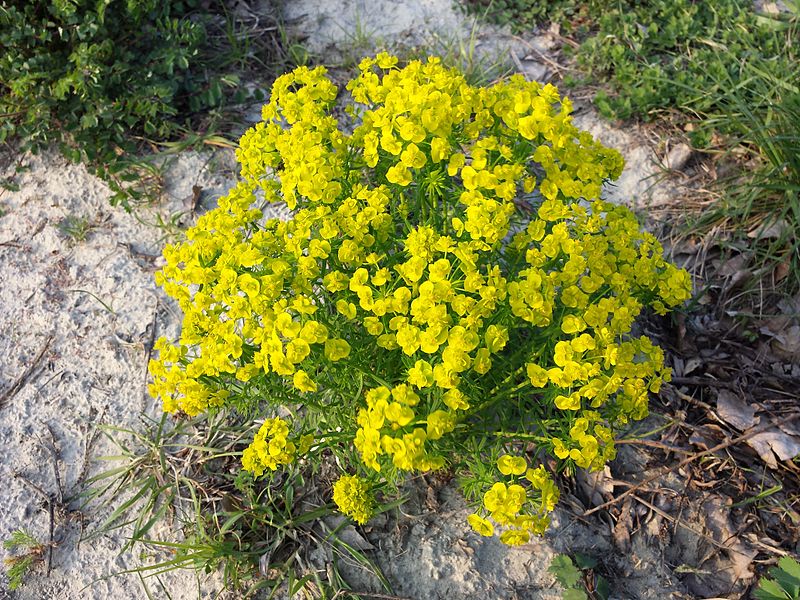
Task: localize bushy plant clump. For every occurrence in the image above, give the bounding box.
[578,0,798,124]
[148,55,690,544]
[462,0,798,125]
[0,0,250,206]
[460,0,585,33]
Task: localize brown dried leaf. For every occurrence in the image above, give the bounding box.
[771,325,800,361]
[335,524,375,551]
[702,497,757,583]
[747,217,788,240]
[683,357,704,376]
[715,390,759,431]
[716,253,749,279]
[576,465,614,508]
[665,142,693,171]
[774,259,791,283]
[746,429,800,469]
[689,430,712,450]
[612,496,633,553]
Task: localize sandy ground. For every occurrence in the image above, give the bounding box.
[0,1,699,598]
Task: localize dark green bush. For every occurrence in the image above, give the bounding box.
[578,0,799,125]
[0,0,257,207]
[460,0,585,32]
[461,0,798,128]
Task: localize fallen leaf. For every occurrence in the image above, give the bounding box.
[716,390,759,431]
[747,218,788,240]
[334,525,375,551]
[665,142,693,171]
[683,357,703,376]
[774,259,791,283]
[518,58,549,82]
[746,429,800,469]
[703,497,757,583]
[716,253,749,279]
[771,325,800,361]
[576,465,614,508]
[612,496,633,553]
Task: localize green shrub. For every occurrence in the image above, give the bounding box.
[461,0,798,129]
[0,0,261,207]
[578,0,799,125]
[460,0,587,32]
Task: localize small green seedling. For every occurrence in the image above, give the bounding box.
[3,529,45,590]
[549,553,610,600]
[57,215,94,243]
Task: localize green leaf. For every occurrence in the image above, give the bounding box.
[754,577,792,600]
[563,589,588,600]
[549,554,583,588]
[772,557,800,598]
[573,552,598,570]
[595,575,611,600]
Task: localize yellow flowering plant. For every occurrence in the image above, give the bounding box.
[148,53,691,545]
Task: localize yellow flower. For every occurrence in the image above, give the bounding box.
[391,383,420,406]
[241,418,297,477]
[426,409,456,440]
[332,475,375,524]
[408,359,434,388]
[485,325,509,353]
[237,273,260,299]
[324,339,351,361]
[500,529,530,546]
[555,393,581,411]
[497,455,527,476]
[526,363,549,387]
[293,370,317,393]
[467,514,494,537]
[386,163,412,186]
[151,55,692,546]
[442,388,469,411]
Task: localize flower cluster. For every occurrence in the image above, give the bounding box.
[240,418,298,477]
[468,455,560,544]
[148,54,691,544]
[332,475,375,524]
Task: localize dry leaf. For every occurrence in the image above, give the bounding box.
[665,142,693,171]
[774,259,791,283]
[716,254,749,279]
[689,430,713,450]
[703,498,757,583]
[576,465,614,507]
[518,59,549,82]
[715,390,759,431]
[746,428,800,469]
[612,496,633,553]
[747,218,788,240]
[771,325,800,361]
[683,357,703,376]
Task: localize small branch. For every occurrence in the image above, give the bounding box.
[630,494,754,559]
[0,335,53,409]
[585,413,800,517]
[76,408,106,492]
[615,438,693,455]
[671,376,737,389]
[41,424,64,505]
[141,301,159,401]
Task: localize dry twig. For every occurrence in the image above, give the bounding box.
[0,335,53,409]
[585,413,800,517]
